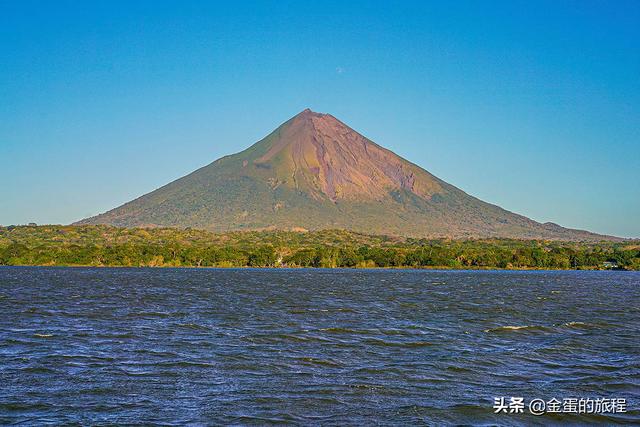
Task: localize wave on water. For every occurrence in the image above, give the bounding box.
[484,325,552,333]
[363,338,436,347]
[561,321,599,329]
[298,357,342,367]
[485,321,603,333]
[176,322,209,331]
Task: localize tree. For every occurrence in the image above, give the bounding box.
[248,245,276,267]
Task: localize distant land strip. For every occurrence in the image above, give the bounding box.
[1,225,638,270]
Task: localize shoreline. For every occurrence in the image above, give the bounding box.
[0,264,631,272]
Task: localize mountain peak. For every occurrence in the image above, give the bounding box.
[251,110,441,202]
[293,108,329,121]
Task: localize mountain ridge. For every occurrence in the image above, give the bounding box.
[78,109,618,241]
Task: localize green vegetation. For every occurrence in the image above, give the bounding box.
[0,225,638,270]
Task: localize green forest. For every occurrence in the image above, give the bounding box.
[1,225,639,270]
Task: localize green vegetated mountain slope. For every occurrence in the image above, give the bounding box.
[78,109,615,241]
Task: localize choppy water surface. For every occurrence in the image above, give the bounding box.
[0,267,639,425]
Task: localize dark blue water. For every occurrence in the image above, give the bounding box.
[0,267,638,425]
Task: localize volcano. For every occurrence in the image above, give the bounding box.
[78,109,612,240]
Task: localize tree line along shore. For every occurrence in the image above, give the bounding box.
[0,225,638,270]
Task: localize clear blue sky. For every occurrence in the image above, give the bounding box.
[1,1,639,237]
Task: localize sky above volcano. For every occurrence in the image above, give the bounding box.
[1,1,639,236]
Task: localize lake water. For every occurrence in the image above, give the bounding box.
[0,267,638,425]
